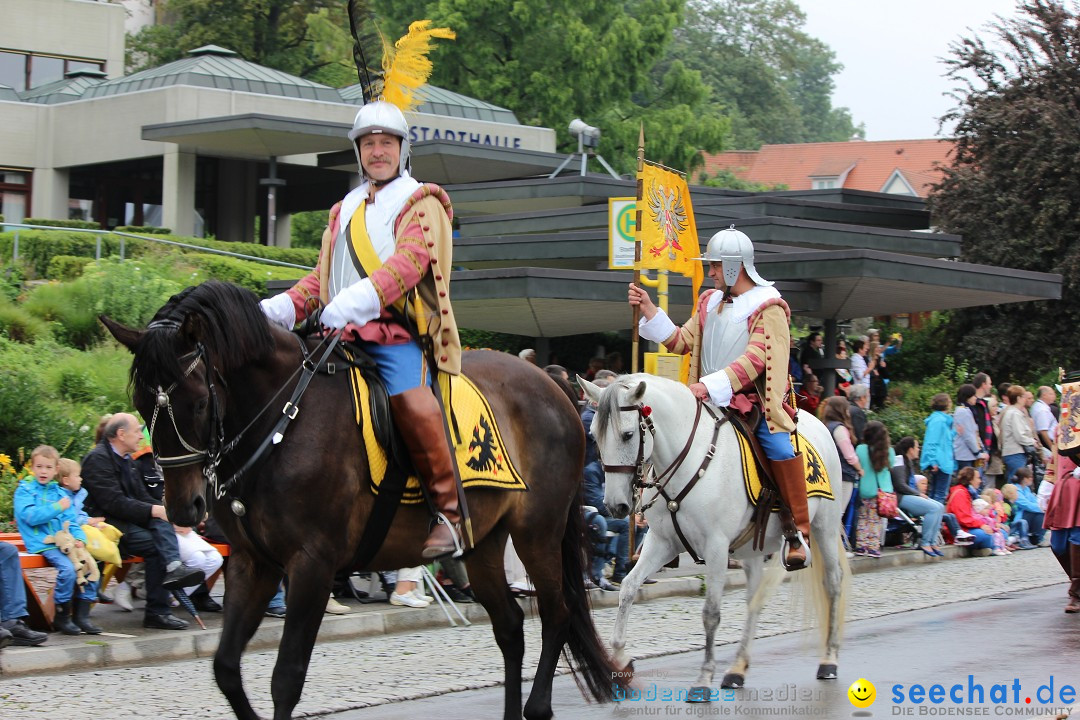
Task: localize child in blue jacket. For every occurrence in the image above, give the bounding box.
[14,445,101,635]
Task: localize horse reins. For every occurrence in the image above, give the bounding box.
[144,320,341,507]
[601,399,727,564]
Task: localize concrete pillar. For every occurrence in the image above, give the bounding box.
[534,337,550,366]
[162,149,196,236]
[30,167,68,219]
[216,159,257,243]
[273,213,292,248]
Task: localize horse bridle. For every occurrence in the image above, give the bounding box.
[599,398,726,564]
[143,318,341,505]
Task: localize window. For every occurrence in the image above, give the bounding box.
[29,55,64,88]
[0,51,26,91]
[811,178,838,190]
[0,50,105,91]
[0,168,31,224]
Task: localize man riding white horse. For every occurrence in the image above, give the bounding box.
[628,225,810,570]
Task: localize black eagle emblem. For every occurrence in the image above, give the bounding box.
[805,452,825,485]
[467,415,503,473]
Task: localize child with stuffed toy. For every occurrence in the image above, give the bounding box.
[13,445,103,635]
[57,458,123,566]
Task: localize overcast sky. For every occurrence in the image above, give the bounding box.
[799,0,1022,140]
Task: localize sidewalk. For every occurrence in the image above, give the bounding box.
[0,543,972,677]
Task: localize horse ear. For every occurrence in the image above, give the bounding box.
[578,375,602,404]
[100,315,143,351]
[632,381,647,402]
[180,313,206,344]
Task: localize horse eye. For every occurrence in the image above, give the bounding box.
[196,398,208,412]
[621,431,634,442]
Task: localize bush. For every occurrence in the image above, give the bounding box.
[23,218,101,230]
[187,254,306,294]
[876,356,971,442]
[114,226,171,234]
[0,262,26,302]
[22,281,102,348]
[0,230,124,277]
[46,254,94,281]
[0,300,50,343]
[79,258,185,330]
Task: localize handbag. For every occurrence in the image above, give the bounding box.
[876,489,899,518]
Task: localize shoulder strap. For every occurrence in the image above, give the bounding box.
[346,207,407,314]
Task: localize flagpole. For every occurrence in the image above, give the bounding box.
[632,123,644,374]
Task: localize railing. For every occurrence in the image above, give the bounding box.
[1,222,315,270]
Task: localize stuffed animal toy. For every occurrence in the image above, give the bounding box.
[44,521,101,588]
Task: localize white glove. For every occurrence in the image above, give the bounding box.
[260,292,296,330]
[321,278,381,330]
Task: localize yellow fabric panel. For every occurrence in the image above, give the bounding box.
[350,367,528,503]
[735,431,835,509]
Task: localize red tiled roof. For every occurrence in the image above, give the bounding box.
[702,139,954,197]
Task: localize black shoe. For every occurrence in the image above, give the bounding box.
[0,627,11,649]
[162,564,206,591]
[443,585,475,603]
[72,598,103,635]
[597,578,619,592]
[264,606,287,619]
[143,613,189,630]
[5,619,47,646]
[53,602,82,635]
[192,594,223,613]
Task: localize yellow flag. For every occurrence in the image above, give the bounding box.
[637,161,703,306]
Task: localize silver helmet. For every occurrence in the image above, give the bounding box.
[347,101,412,181]
[698,225,773,287]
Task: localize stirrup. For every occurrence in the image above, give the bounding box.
[781,531,811,571]
[431,512,465,558]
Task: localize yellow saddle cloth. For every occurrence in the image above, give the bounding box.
[347,368,528,504]
[734,430,834,509]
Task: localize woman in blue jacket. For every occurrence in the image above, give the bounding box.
[921,393,957,505]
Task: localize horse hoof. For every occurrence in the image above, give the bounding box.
[816,663,838,680]
[721,673,745,689]
[687,686,712,703]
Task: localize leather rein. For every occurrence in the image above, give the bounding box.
[143,319,340,509]
[600,399,727,564]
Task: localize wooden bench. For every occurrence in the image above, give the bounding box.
[1,532,230,632]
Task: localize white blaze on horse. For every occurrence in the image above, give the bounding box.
[580,374,850,697]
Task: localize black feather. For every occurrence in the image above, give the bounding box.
[347,0,385,104]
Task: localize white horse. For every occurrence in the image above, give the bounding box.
[580,373,849,697]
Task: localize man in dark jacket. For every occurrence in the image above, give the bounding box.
[81,413,205,630]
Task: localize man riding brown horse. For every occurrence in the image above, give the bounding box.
[259,99,463,560]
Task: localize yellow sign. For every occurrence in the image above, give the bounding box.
[644,351,683,381]
[608,197,637,269]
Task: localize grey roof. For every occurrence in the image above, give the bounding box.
[0,84,20,102]
[339,83,519,124]
[19,70,107,104]
[83,45,341,102]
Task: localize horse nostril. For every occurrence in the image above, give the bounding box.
[614,503,630,518]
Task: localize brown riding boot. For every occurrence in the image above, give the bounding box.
[1067,544,1080,614]
[390,387,463,559]
[772,453,811,571]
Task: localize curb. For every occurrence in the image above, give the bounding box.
[0,544,975,677]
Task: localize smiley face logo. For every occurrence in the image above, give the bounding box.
[848,678,876,708]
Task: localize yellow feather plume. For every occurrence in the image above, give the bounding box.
[381,20,455,113]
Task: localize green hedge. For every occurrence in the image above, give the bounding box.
[114,225,171,234]
[46,254,95,281]
[23,218,101,229]
[187,254,306,294]
[0,230,126,276]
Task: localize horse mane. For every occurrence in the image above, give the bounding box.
[131,281,274,390]
[593,373,687,439]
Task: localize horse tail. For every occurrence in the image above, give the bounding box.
[559,497,627,701]
[792,533,850,652]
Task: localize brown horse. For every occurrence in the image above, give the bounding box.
[102,281,624,720]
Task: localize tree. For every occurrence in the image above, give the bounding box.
[126,0,355,85]
[374,0,724,172]
[667,0,861,148]
[928,0,1080,380]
